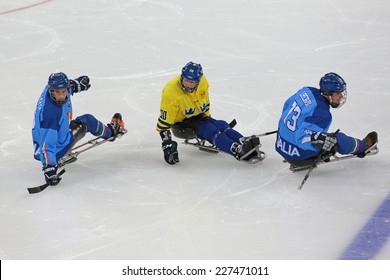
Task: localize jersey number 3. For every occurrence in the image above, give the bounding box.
[283,101,301,131]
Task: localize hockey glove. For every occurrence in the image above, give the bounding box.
[70,76,91,93]
[311,132,338,152]
[43,164,61,186]
[162,140,179,165]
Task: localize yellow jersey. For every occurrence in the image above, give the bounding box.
[156,74,211,131]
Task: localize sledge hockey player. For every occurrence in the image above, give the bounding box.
[156,61,262,165]
[275,72,378,169]
[32,72,125,186]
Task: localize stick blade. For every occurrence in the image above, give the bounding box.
[28,184,48,194]
[27,169,66,194]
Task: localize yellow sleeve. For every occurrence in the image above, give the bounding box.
[194,76,211,117]
[156,76,181,131]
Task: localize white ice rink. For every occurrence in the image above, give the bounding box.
[1,0,390,264]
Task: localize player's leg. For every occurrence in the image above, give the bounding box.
[208,118,244,143]
[74,114,112,139]
[196,119,237,155]
[336,131,377,156]
[74,113,125,141]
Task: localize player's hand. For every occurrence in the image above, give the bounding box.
[162,140,179,165]
[70,76,91,93]
[43,165,61,186]
[311,132,337,152]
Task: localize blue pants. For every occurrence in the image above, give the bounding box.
[76,114,112,139]
[57,114,112,158]
[196,118,243,155]
[336,132,365,154]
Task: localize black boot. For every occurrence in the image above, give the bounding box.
[363,131,378,152]
[357,131,378,158]
[234,135,260,161]
[107,113,125,141]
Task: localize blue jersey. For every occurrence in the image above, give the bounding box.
[275,87,332,160]
[32,86,74,166]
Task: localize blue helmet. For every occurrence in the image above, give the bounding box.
[48,72,70,104]
[319,72,346,95]
[48,72,70,90]
[180,62,203,93]
[319,72,347,108]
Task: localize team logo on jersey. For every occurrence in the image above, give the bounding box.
[276,134,300,157]
[185,107,196,115]
[199,103,207,112]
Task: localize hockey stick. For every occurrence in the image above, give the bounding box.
[28,137,110,194]
[296,130,380,189]
[256,130,278,137]
[291,145,379,172]
[298,151,333,190]
[28,136,112,194]
[241,130,278,141]
[297,142,379,190]
[28,169,66,194]
[28,129,128,194]
[298,129,340,190]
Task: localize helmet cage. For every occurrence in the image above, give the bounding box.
[329,90,347,108]
[48,72,70,104]
[180,62,203,93]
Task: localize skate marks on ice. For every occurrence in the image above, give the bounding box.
[0,19,61,63]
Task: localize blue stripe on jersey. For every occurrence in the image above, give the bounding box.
[157,118,172,130]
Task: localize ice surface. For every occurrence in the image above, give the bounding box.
[0,0,389,260]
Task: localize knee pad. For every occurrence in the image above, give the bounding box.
[69,119,87,142]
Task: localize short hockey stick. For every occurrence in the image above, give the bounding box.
[298,129,340,190]
[28,169,66,194]
[242,130,278,140]
[28,129,127,194]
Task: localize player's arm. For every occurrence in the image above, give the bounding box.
[69,76,91,94]
[203,91,211,117]
[38,107,64,185]
[39,127,62,186]
[156,93,180,165]
[39,128,58,167]
[300,108,334,152]
[198,76,211,116]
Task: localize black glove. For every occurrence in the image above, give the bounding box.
[43,165,61,186]
[162,140,179,165]
[311,132,337,152]
[70,76,91,93]
[69,119,83,131]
